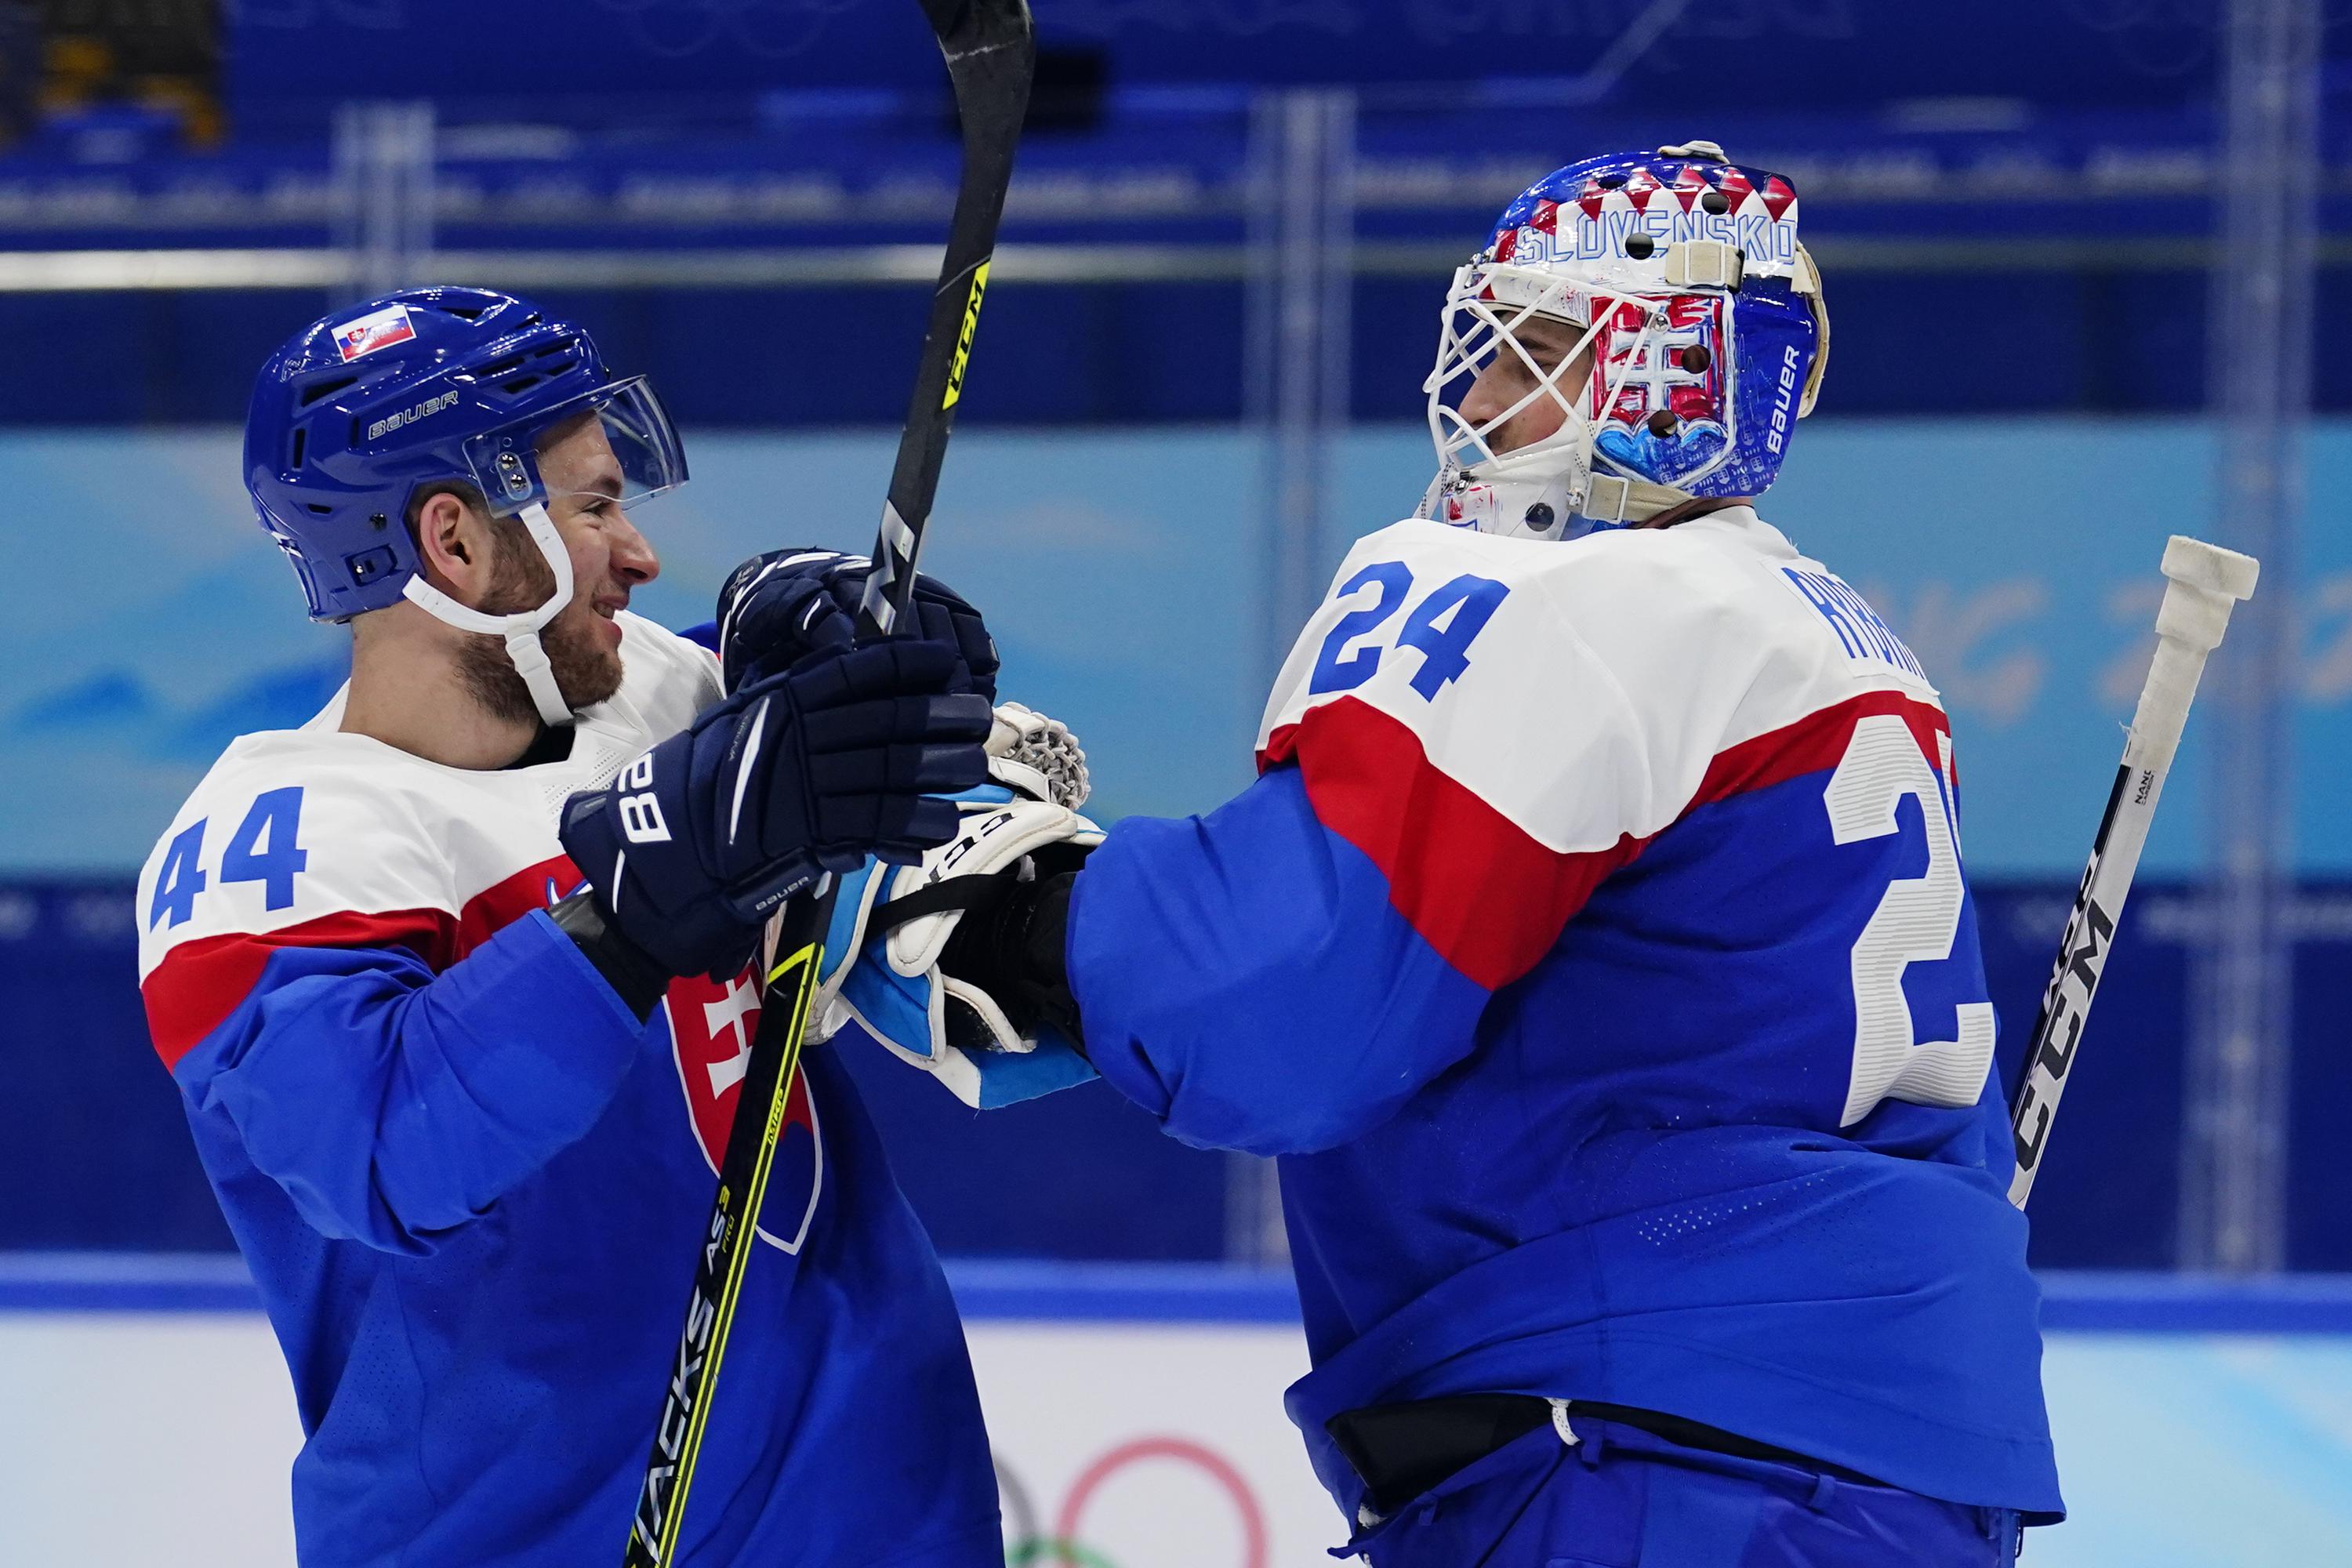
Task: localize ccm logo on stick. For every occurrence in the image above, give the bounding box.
[942,261,992,410]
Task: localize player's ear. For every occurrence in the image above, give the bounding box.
[412,487,499,608]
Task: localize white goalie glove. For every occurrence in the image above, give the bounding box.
[815,703,1102,1109]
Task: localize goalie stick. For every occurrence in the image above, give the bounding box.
[2006,535,2260,1210]
[621,5,1034,1563]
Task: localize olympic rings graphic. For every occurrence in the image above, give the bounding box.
[994,1436,1272,1568]
[1006,1542,1117,1568]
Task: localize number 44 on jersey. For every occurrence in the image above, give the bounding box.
[150,787,311,929]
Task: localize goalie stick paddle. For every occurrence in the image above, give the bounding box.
[621,5,1034,1565]
[2005,535,2259,1210]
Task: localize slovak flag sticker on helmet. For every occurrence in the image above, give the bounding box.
[334,303,418,362]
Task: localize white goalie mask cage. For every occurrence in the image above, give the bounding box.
[1416,140,1831,541]
[1417,261,1678,542]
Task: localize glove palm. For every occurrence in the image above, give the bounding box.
[817,704,1102,1109]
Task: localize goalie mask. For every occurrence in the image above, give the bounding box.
[1419,141,1829,540]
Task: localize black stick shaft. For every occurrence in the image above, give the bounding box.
[622,913,828,1566]
[623,5,1032,1563]
[856,0,1034,641]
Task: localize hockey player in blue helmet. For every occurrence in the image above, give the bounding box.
[242,288,704,731]
[819,145,2060,1565]
[138,287,1019,1566]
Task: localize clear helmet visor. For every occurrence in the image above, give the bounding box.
[461,376,688,520]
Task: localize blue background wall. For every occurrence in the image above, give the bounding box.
[12,418,2352,873]
[4,416,2350,1269]
[221,0,2281,121]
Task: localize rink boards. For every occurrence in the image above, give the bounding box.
[0,1258,2347,1568]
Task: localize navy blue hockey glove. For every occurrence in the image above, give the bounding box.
[715,548,1000,699]
[559,640,992,982]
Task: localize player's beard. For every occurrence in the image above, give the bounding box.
[455,516,626,726]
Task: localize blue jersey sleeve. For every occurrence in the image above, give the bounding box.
[1067,767,1491,1156]
[163,911,644,1253]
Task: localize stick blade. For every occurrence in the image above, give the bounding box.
[2162,535,2260,601]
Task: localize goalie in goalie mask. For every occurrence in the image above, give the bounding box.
[822,143,2060,1567]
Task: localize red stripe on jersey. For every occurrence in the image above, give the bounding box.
[456,855,584,953]
[1255,688,1953,994]
[143,908,460,1072]
[1691,690,1951,809]
[143,854,583,1073]
[1260,699,1644,993]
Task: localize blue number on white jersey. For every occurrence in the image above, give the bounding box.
[1309,561,1509,700]
[220,787,310,912]
[151,819,209,931]
[1397,573,1511,699]
[148,789,312,926]
[1310,561,1413,694]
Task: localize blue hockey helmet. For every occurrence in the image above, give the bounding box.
[1419,140,1829,540]
[245,286,687,723]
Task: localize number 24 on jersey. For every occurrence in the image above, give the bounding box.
[1309,562,1510,701]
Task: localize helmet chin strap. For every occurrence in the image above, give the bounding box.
[1583,471,1696,525]
[399,501,579,728]
[1420,458,1695,539]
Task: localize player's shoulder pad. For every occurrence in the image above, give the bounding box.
[1256,515,1938,855]
[1260,516,1787,731]
[1257,519,1669,855]
[1552,519,1940,707]
[135,730,456,981]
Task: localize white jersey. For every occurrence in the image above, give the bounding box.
[137,610,720,1020]
[1254,507,1954,1017]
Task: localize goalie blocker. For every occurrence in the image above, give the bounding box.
[822,703,1102,1109]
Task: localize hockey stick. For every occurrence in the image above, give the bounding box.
[2006,536,2259,1210]
[621,5,1034,1564]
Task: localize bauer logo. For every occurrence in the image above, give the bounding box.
[334,303,418,362]
[366,390,459,441]
[1765,343,1803,455]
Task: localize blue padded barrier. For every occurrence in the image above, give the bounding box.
[15,873,2352,1269]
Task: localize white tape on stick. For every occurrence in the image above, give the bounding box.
[2161,535,2263,608]
[2008,535,2258,1209]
